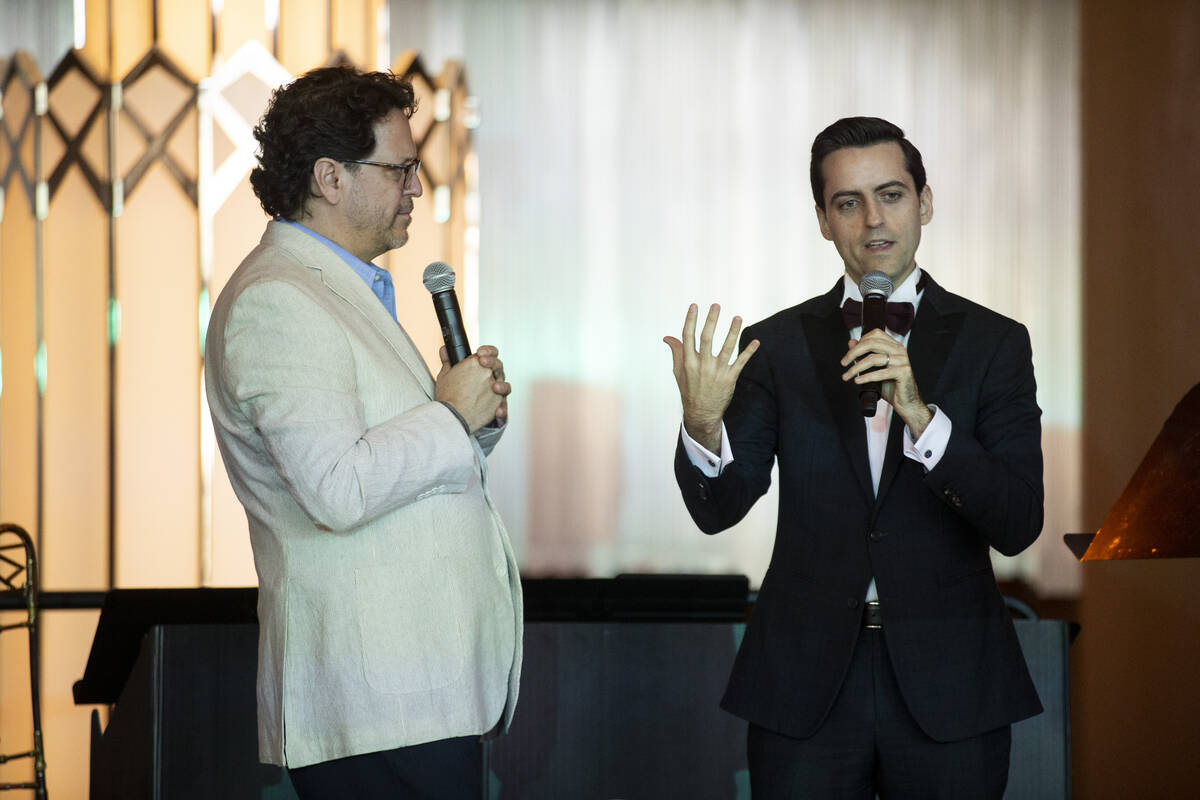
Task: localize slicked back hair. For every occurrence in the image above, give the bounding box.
[810,117,926,210]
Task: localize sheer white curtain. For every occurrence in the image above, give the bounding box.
[0,0,75,66]
[392,0,1081,595]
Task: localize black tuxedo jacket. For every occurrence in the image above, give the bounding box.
[675,273,1043,742]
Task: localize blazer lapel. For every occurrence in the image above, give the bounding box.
[318,264,435,398]
[803,280,876,506]
[269,222,436,399]
[874,273,964,506]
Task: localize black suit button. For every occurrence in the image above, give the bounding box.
[846,598,859,609]
[868,530,884,543]
[697,483,709,501]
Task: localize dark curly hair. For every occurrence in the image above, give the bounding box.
[250,67,418,220]
[810,117,926,210]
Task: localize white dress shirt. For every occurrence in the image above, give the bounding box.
[681,267,952,601]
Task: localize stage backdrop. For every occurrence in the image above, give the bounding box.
[391,0,1083,595]
[1,0,1084,797]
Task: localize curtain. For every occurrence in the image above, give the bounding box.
[392,0,1082,595]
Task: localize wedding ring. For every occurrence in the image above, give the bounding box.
[884,354,891,367]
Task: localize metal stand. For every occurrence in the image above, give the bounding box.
[0,524,48,799]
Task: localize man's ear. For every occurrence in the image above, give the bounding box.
[919,184,934,225]
[815,204,833,241]
[311,157,343,205]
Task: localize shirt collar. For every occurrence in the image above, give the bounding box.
[841,265,925,313]
[278,218,392,288]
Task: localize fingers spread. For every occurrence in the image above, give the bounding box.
[681,304,698,348]
[719,315,744,361]
[732,338,760,371]
[698,303,721,352]
[669,304,759,431]
[664,336,685,376]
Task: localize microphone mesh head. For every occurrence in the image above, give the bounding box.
[858,271,894,299]
[423,261,456,293]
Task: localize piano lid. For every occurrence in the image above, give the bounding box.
[1069,381,1200,561]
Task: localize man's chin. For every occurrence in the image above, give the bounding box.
[852,260,915,285]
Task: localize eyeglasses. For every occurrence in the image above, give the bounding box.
[343,158,421,184]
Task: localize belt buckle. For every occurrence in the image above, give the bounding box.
[864,600,882,630]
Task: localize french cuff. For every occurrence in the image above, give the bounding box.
[680,421,734,478]
[438,401,472,435]
[903,404,951,471]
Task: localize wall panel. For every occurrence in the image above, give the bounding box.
[0,4,479,795]
[278,0,330,73]
[332,0,378,67]
[42,168,110,591]
[114,161,200,586]
[156,0,212,81]
[0,107,39,552]
[1078,0,1200,795]
[216,0,272,61]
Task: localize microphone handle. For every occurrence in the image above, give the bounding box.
[431,289,472,365]
[858,294,887,416]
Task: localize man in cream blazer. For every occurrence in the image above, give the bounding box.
[205,67,521,798]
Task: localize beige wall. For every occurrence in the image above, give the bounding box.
[1077,0,1200,795]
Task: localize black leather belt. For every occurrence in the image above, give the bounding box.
[863,600,883,629]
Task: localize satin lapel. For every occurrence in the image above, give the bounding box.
[875,276,964,506]
[803,281,875,506]
[272,224,435,399]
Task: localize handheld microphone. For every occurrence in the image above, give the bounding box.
[857,271,894,416]
[422,262,471,365]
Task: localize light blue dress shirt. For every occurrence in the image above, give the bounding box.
[279,219,397,323]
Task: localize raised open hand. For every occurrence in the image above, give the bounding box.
[664,303,760,452]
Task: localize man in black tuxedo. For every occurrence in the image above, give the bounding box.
[665,117,1043,798]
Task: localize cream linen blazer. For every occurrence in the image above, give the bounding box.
[204,221,522,768]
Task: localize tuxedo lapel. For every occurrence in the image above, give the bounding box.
[875,274,964,505]
[803,280,876,506]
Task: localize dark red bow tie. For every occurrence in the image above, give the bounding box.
[841,298,916,335]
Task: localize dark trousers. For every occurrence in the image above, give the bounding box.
[748,627,1011,799]
[287,735,482,800]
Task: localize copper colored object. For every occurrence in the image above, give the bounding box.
[1066,382,1200,561]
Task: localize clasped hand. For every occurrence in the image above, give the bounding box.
[435,345,510,432]
[840,329,931,435]
[664,303,760,453]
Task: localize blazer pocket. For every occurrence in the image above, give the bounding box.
[355,558,467,695]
